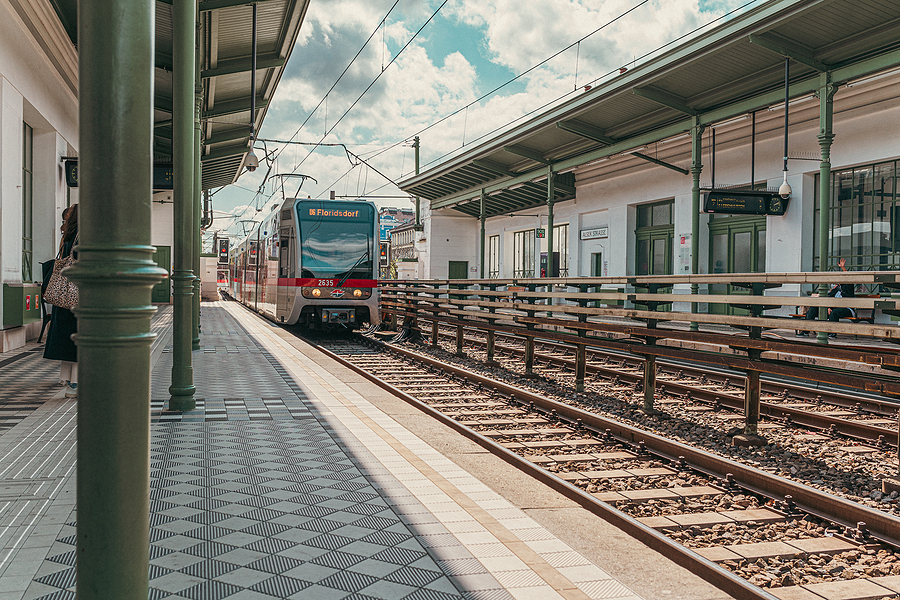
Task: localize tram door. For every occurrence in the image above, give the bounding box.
[708,216,766,315]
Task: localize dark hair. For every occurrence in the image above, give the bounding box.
[62,204,78,243]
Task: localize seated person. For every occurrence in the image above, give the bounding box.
[800,258,854,337]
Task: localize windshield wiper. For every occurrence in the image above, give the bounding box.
[337,251,370,288]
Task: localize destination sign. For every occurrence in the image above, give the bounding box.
[703,190,788,216]
[308,208,360,218]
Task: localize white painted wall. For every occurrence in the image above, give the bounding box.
[0,2,78,348]
[425,210,479,279]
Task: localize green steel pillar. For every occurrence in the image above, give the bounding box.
[480,189,486,277]
[546,168,555,277]
[70,1,165,597]
[169,0,197,410]
[690,118,705,331]
[816,74,838,345]
[192,63,202,351]
[414,136,421,229]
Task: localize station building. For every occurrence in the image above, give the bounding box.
[398,0,900,318]
[0,0,305,351]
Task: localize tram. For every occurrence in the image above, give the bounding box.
[230,197,380,329]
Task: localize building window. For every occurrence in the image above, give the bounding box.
[553,223,568,276]
[635,200,674,275]
[22,123,34,282]
[814,160,898,276]
[513,229,534,278]
[488,235,500,278]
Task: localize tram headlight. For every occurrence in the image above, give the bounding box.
[353,289,363,298]
[312,288,322,297]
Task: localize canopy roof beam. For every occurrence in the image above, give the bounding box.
[201,55,285,79]
[204,128,251,145]
[503,144,550,165]
[749,34,828,72]
[632,86,699,116]
[201,97,268,118]
[472,159,516,178]
[556,120,616,145]
[632,152,689,175]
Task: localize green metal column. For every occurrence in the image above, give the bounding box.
[414,136,421,229]
[546,168,555,277]
[70,1,165,597]
[816,73,838,345]
[480,189,486,277]
[690,117,705,331]
[192,64,202,351]
[169,0,197,410]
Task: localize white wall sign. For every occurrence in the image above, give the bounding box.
[678,232,692,274]
[580,227,608,240]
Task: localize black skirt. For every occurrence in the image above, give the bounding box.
[43,238,77,363]
[43,304,77,362]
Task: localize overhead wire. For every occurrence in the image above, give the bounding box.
[266,1,402,171]
[373,0,765,174]
[236,0,762,212]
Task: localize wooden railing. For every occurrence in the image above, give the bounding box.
[378,273,900,445]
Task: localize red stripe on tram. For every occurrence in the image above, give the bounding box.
[277,278,378,288]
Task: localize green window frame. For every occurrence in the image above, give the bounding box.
[635,200,674,276]
[814,160,898,277]
[513,229,534,278]
[22,122,34,282]
[488,235,500,278]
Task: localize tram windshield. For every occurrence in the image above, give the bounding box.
[296,201,375,280]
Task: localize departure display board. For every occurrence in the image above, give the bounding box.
[703,190,788,216]
[64,160,174,190]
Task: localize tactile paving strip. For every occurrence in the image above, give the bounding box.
[26,421,470,600]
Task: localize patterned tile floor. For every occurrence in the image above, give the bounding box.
[0,344,63,434]
[29,421,466,600]
[9,304,643,600]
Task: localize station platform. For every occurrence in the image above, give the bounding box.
[0,302,735,600]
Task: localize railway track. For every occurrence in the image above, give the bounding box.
[296,329,900,600]
[409,324,900,518]
[422,325,900,445]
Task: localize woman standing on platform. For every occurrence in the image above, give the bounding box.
[44,205,78,397]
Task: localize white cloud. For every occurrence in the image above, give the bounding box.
[214,0,756,232]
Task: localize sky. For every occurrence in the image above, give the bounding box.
[207,0,760,242]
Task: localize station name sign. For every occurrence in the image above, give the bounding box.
[580,227,608,240]
[64,159,174,190]
[703,189,789,216]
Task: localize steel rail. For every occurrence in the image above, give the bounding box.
[427,324,900,446]
[302,335,781,600]
[480,328,900,416]
[367,338,900,550]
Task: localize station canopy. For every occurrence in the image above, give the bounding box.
[50,0,309,190]
[397,0,900,219]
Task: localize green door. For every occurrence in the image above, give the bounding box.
[708,216,766,315]
[448,261,468,279]
[151,245,171,303]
